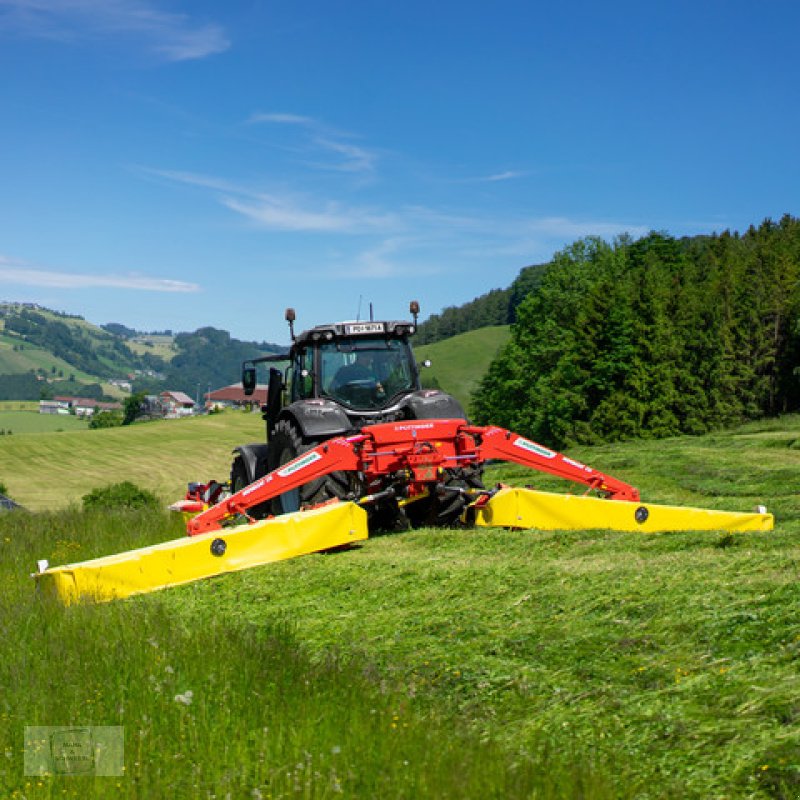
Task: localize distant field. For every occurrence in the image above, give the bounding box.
[0,401,37,412]
[0,334,98,383]
[129,334,176,361]
[415,325,510,412]
[0,312,142,398]
[0,410,88,434]
[0,410,265,510]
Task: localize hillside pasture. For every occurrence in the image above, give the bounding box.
[0,401,38,412]
[0,334,98,384]
[415,325,510,411]
[128,334,177,361]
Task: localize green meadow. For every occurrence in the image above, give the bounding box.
[0,413,798,797]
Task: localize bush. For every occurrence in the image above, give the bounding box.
[89,411,123,429]
[0,480,7,496]
[82,481,161,512]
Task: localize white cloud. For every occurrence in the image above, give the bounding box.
[222,196,393,233]
[483,170,527,182]
[140,166,394,233]
[307,137,377,174]
[0,259,200,292]
[0,0,229,61]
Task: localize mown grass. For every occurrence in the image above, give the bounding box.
[1,415,799,797]
[1,511,621,799]
[0,401,39,412]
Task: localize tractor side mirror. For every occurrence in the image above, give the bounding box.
[242,366,257,396]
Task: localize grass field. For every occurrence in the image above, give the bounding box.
[128,334,176,362]
[0,411,88,435]
[415,325,510,411]
[0,410,265,510]
[1,415,799,797]
[0,334,100,384]
[0,401,38,412]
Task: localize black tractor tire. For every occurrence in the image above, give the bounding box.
[267,419,353,515]
[230,455,271,520]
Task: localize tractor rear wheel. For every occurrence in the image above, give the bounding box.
[230,455,271,519]
[268,420,352,515]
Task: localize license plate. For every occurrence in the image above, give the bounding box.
[345,322,385,334]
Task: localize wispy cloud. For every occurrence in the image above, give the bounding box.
[0,257,200,292]
[309,137,377,174]
[0,0,229,61]
[448,169,529,185]
[247,112,313,126]
[248,111,379,175]
[222,196,392,233]
[482,170,527,182]
[139,166,394,233]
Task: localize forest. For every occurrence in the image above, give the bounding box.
[472,215,800,447]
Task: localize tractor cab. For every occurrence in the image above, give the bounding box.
[290,325,419,411]
[242,303,454,442]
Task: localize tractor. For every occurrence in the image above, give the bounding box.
[230,302,483,528]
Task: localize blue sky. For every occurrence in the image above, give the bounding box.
[1,0,798,345]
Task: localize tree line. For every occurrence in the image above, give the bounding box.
[414,264,545,344]
[472,216,800,447]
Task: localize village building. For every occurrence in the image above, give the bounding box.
[205,383,268,410]
[39,397,122,417]
[159,390,196,418]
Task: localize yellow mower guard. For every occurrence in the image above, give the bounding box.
[472,487,774,533]
[35,502,368,606]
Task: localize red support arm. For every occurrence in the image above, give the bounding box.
[187,436,364,535]
[466,425,640,501]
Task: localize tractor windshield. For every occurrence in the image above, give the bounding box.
[319,337,416,409]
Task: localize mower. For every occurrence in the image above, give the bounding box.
[34,304,774,605]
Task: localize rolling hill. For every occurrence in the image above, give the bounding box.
[415,325,510,412]
[0,300,510,412]
[0,303,281,401]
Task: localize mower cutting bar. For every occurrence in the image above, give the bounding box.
[472,487,774,533]
[187,419,641,535]
[36,502,369,605]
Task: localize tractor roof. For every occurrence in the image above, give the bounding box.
[293,319,416,348]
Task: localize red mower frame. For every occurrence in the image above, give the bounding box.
[187,418,639,536]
